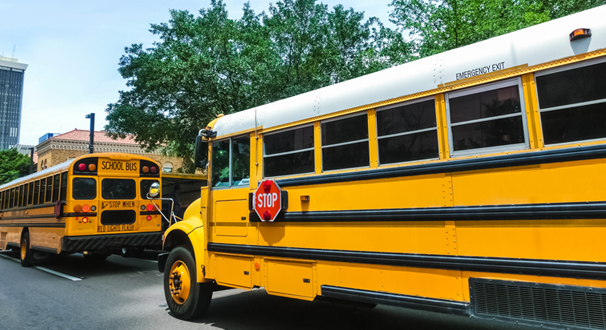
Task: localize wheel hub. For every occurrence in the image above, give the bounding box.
[169,260,191,305]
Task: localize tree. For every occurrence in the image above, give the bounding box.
[389,0,605,57]
[106,0,410,170]
[0,148,31,185]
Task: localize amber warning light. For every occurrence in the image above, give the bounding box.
[570,28,591,41]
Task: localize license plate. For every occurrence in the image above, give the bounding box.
[97,224,137,233]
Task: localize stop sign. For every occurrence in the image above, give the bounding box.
[254,180,282,222]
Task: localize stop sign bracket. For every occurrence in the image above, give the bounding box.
[249,191,288,212]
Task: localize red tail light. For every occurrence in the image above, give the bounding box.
[82,204,90,213]
[82,217,89,223]
[78,163,86,171]
[146,204,154,211]
[146,215,152,221]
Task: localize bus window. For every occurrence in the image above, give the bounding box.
[321,113,370,171]
[27,182,34,205]
[20,185,26,207]
[60,172,67,201]
[73,178,97,200]
[231,136,250,186]
[52,174,60,202]
[40,178,46,204]
[11,188,16,208]
[140,180,159,199]
[447,79,527,155]
[45,176,52,203]
[211,140,230,187]
[377,99,439,164]
[102,179,136,200]
[34,180,40,204]
[17,186,23,207]
[536,60,606,145]
[0,191,3,210]
[264,125,314,177]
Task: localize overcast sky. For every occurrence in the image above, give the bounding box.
[0,0,395,146]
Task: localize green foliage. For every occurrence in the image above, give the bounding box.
[0,148,31,185]
[106,0,411,167]
[389,0,605,57]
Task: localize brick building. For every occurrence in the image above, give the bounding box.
[36,129,183,172]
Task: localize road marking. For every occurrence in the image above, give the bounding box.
[0,253,20,263]
[0,253,82,281]
[34,266,82,281]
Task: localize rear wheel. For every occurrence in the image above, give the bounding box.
[164,247,213,320]
[20,232,33,267]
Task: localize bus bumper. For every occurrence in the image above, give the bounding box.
[61,232,163,253]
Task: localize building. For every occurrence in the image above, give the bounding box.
[15,144,34,156]
[38,133,59,144]
[36,129,183,172]
[0,56,27,150]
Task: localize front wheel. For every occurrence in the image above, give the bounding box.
[164,247,213,320]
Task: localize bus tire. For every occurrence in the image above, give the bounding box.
[164,246,212,320]
[20,232,33,267]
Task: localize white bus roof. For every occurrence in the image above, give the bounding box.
[212,5,606,137]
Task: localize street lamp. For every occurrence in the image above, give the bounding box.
[85,113,95,154]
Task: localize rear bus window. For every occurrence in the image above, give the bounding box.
[73,178,97,200]
[52,174,60,202]
[321,113,370,171]
[264,125,314,177]
[536,60,606,145]
[102,179,136,199]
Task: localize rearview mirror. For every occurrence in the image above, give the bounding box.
[194,135,209,168]
[148,182,160,198]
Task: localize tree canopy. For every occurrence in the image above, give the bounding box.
[106,0,604,171]
[0,148,31,185]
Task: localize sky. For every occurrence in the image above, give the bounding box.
[0,0,395,146]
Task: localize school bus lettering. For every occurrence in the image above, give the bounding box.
[100,161,138,172]
[122,201,135,207]
[102,201,121,209]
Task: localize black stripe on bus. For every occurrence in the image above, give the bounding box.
[248,201,606,222]
[321,286,470,316]
[207,243,606,280]
[276,143,606,187]
[0,203,57,212]
[140,211,162,216]
[0,214,57,221]
[63,212,98,217]
[0,223,65,228]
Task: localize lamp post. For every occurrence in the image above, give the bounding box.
[85,113,95,154]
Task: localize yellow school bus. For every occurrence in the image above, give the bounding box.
[158,7,606,328]
[0,153,163,266]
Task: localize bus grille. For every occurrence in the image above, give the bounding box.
[470,278,606,329]
[101,210,136,225]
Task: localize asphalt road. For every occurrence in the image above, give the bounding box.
[0,251,537,330]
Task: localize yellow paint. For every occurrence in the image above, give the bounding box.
[169,260,191,305]
[216,255,253,289]
[522,73,543,149]
[366,109,379,169]
[266,260,314,299]
[434,94,450,160]
[314,122,322,174]
[215,200,249,237]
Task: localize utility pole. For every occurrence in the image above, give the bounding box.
[29,147,34,174]
[85,113,95,154]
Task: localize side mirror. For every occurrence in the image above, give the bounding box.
[148,182,160,198]
[194,135,209,168]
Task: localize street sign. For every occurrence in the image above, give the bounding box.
[254,180,282,222]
